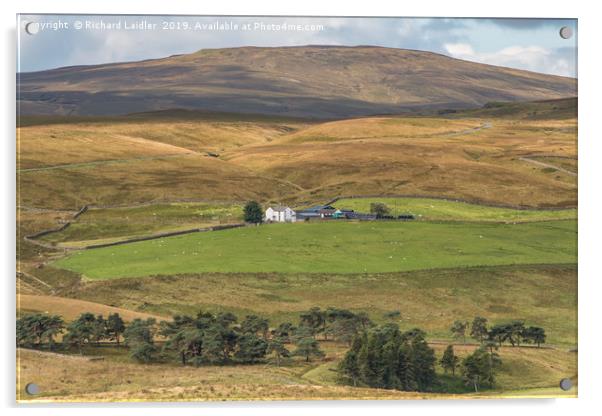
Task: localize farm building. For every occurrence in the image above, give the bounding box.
[296,205,336,220]
[265,205,297,223]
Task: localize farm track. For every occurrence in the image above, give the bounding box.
[519,157,577,177]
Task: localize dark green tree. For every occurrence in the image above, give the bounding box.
[240,315,269,340]
[450,320,469,344]
[299,307,326,338]
[506,321,526,347]
[470,316,488,344]
[271,322,295,343]
[461,346,501,392]
[293,336,324,362]
[91,315,107,345]
[410,335,437,391]
[243,201,263,224]
[123,318,157,362]
[338,324,436,392]
[235,334,268,363]
[440,345,460,375]
[338,336,362,386]
[370,202,390,218]
[488,324,507,347]
[267,337,290,366]
[16,314,64,349]
[63,313,97,353]
[106,313,126,346]
[522,326,546,348]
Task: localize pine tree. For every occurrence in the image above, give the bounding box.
[440,345,460,375]
[293,337,324,362]
[450,320,469,344]
[243,201,263,224]
[267,337,290,366]
[123,318,157,363]
[470,316,488,344]
[106,313,125,346]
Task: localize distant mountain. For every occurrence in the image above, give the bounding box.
[17,46,577,119]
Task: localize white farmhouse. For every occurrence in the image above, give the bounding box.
[265,205,297,223]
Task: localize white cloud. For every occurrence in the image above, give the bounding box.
[443,43,574,77]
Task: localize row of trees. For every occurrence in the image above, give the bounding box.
[17,312,125,351]
[17,307,372,366]
[450,317,546,347]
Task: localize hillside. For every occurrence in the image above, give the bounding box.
[18,46,576,118]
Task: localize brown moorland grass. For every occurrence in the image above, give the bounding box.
[61,264,577,347]
[18,294,168,322]
[17,153,299,210]
[17,99,576,211]
[224,110,576,208]
[17,114,309,169]
[16,342,576,402]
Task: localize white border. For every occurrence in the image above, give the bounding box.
[3,1,601,415]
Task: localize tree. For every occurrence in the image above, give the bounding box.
[240,315,269,340]
[201,324,231,364]
[267,337,290,366]
[243,201,263,224]
[123,318,157,362]
[410,335,437,391]
[106,313,126,346]
[370,202,390,218]
[236,334,268,363]
[271,322,295,343]
[160,316,199,365]
[450,320,469,344]
[91,315,107,345]
[293,336,324,362]
[63,313,97,353]
[440,345,460,375]
[299,307,326,338]
[461,346,501,392]
[16,314,64,349]
[506,321,526,347]
[339,335,365,387]
[487,324,507,347]
[324,308,372,345]
[470,316,488,344]
[523,326,546,348]
[338,325,437,392]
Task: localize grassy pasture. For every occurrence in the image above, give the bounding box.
[333,197,576,222]
[40,202,243,246]
[16,342,576,402]
[54,220,576,279]
[66,264,576,346]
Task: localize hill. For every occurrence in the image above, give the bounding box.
[18,46,576,118]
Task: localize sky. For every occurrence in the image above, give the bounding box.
[17,15,577,77]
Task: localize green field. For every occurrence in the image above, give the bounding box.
[55,220,576,279]
[40,202,242,246]
[332,197,576,222]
